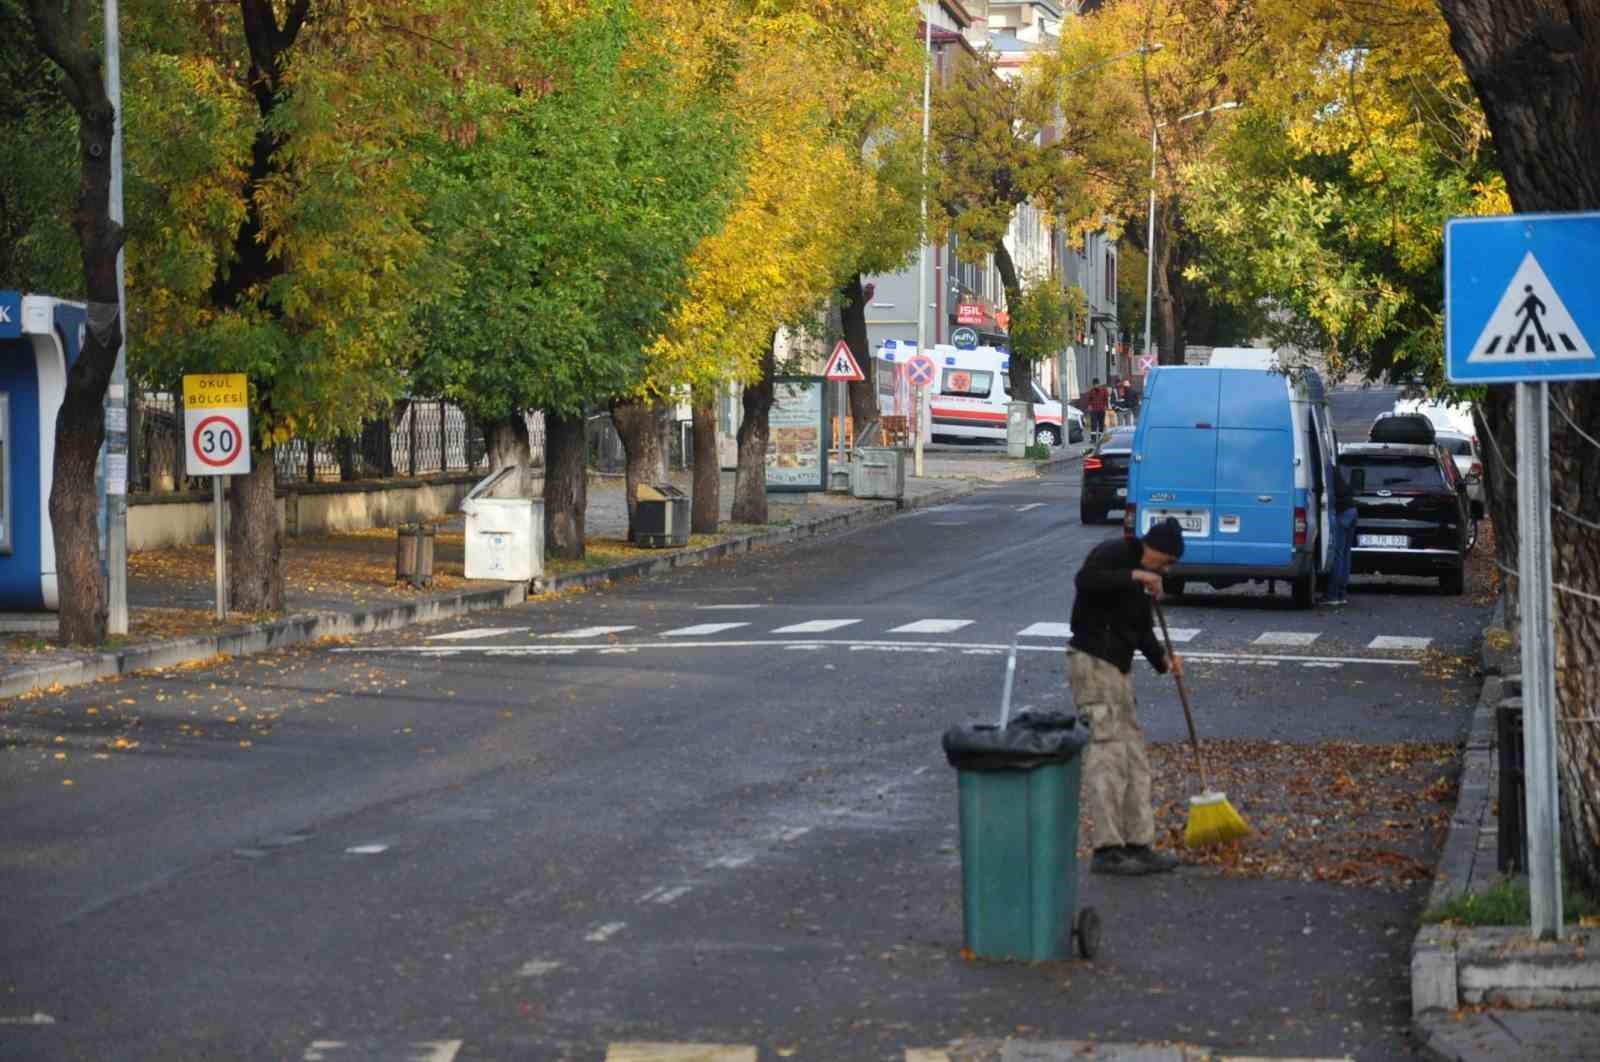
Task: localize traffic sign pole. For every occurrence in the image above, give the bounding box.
[213,476,228,620]
[1517,381,1562,939]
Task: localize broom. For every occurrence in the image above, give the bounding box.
[1153,598,1251,848]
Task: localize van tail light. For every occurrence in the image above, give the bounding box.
[1123,504,1137,539]
[1294,506,1308,547]
[1083,456,1103,471]
[1470,461,1483,478]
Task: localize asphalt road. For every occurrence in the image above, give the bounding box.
[0,386,1490,1061]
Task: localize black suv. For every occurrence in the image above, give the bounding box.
[1080,425,1136,524]
[1337,442,1474,594]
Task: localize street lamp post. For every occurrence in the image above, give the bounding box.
[1141,101,1240,365]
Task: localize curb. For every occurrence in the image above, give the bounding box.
[1410,593,1600,1052]
[0,463,1065,700]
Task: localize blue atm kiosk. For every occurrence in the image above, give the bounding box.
[0,289,88,611]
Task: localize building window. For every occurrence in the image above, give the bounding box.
[1105,251,1116,302]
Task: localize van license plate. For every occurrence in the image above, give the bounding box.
[1359,534,1409,548]
[1146,509,1207,535]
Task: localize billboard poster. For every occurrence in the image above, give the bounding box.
[765,376,828,492]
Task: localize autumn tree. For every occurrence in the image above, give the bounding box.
[411,3,738,555]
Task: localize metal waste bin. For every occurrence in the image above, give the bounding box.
[462,466,544,581]
[851,447,905,500]
[394,523,436,588]
[943,709,1099,961]
[636,483,689,548]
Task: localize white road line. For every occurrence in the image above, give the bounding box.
[1253,631,1320,647]
[545,625,636,639]
[1015,503,1045,512]
[515,958,563,976]
[778,827,811,842]
[889,619,974,634]
[770,619,861,634]
[345,844,389,855]
[1017,622,1072,638]
[1368,635,1433,650]
[304,1044,461,1062]
[605,1046,756,1062]
[640,885,693,905]
[427,626,527,641]
[1164,627,1202,643]
[662,622,750,637]
[0,1013,55,1025]
[585,921,627,942]
[338,639,1423,667]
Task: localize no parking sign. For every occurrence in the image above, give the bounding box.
[183,373,251,476]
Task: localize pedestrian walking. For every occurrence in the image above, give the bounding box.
[1322,463,1358,606]
[1068,516,1187,876]
[1085,379,1109,438]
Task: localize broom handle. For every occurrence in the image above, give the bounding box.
[1153,597,1211,792]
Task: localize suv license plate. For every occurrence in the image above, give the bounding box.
[1359,534,1409,548]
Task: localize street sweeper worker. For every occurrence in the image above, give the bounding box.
[1068,516,1186,876]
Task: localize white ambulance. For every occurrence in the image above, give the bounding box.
[875,341,1081,446]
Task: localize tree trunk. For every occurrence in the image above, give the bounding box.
[731,342,777,525]
[1154,196,1183,365]
[484,413,531,497]
[841,274,877,437]
[226,457,284,612]
[24,0,127,644]
[542,410,587,559]
[691,398,720,534]
[1438,0,1600,893]
[992,241,1032,404]
[612,399,669,542]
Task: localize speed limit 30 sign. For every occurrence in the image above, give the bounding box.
[182,373,252,476]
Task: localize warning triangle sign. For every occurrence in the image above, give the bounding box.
[823,340,866,381]
[1467,252,1596,364]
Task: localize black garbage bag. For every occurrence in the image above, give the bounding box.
[942,709,1090,771]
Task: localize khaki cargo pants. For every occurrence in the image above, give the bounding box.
[1068,649,1154,849]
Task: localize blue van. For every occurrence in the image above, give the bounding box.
[1123,365,1336,608]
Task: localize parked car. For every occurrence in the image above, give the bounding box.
[1392,397,1477,440]
[1369,411,1439,446]
[1433,429,1486,540]
[1337,442,1474,595]
[1080,425,1136,524]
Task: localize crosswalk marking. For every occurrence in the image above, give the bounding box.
[585,921,627,942]
[1368,635,1432,650]
[303,1043,461,1062]
[427,626,526,641]
[545,625,636,639]
[1164,627,1201,643]
[889,619,974,634]
[1015,502,1045,512]
[1017,622,1073,638]
[1253,631,1319,647]
[605,1046,755,1062]
[770,619,861,634]
[663,622,750,638]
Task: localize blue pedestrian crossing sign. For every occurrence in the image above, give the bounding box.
[1446,212,1600,383]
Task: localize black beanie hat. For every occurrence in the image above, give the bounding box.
[1143,517,1186,559]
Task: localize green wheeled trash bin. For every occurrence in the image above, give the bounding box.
[942,710,1100,961]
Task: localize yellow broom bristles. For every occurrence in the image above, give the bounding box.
[1185,790,1251,849]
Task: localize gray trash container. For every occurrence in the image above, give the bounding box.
[851,447,906,500]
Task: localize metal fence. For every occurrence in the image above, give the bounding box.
[127,394,549,493]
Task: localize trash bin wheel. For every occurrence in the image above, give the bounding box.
[1074,906,1102,960]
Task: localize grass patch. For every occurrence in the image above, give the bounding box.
[1425,876,1600,926]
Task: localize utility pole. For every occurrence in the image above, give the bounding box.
[105,0,130,634]
[914,4,933,478]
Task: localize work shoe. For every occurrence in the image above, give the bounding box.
[1124,844,1181,873]
[1090,846,1148,876]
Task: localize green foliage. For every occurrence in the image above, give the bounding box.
[1008,274,1083,370]
[1024,442,1050,460]
[1425,876,1600,927]
[0,1,79,294]
[411,5,739,421]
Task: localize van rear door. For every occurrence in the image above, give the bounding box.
[1134,368,1219,565]
[1213,372,1294,570]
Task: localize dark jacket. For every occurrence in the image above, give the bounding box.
[1332,464,1357,512]
[1069,538,1169,675]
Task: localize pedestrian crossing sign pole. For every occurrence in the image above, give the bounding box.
[1446,212,1600,941]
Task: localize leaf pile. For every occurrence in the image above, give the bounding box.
[1127,740,1459,890]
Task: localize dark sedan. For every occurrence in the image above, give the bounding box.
[1080,425,1136,524]
[1338,441,1473,594]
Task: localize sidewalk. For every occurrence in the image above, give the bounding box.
[1409,598,1600,1060]
[0,447,1083,701]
